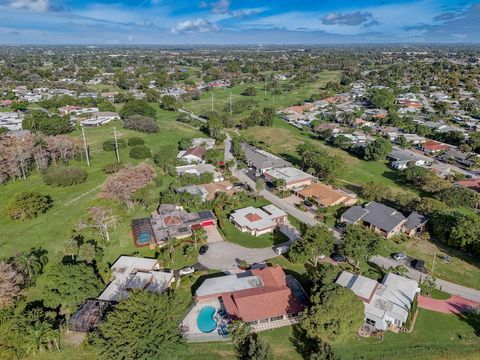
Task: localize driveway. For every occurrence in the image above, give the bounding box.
[198,241,278,270]
[418,295,479,314]
[370,255,480,302]
[204,225,224,243]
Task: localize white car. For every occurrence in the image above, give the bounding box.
[393,253,407,261]
[178,266,195,276]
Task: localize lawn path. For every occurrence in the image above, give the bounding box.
[61,184,103,208]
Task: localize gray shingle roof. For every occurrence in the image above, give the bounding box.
[342,202,407,233]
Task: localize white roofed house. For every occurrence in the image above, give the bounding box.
[230,205,287,236]
[263,166,315,190]
[336,271,420,332]
[97,256,174,302]
[80,112,120,127]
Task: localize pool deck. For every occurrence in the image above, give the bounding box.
[182,298,229,342]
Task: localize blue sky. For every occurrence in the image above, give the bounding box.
[0,0,479,44]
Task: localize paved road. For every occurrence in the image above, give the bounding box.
[370,255,480,302]
[178,108,206,123]
[224,133,234,162]
[198,241,278,270]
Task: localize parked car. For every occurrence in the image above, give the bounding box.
[199,245,209,255]
[393,253,407,261]
[332,255,346,263]
[411,259,426,272]
[275,245,290,255]
[179,266,195,276]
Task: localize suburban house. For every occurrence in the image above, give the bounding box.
[340,202,428,238]
[419,139,451,154]
[387,149,430,170]
[230,205,287,236]
[175,185,209,202]
[336,271,419,332]
[98,256,174,301]
[182,266,307,337]
[295,183,357,207]
[131,204,216,247]
[178,146,208,163]
[175,163,224,182]
[241,143,291,175]
[80,111,120,127]
[0,112,24,131]
[263,167,315,190]
[68,256,173,333]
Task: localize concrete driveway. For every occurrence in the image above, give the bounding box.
[198,241,278,270]
[204,225,224,243]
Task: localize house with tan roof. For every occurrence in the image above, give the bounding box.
[264,166,315,190]
[295,183,357,207]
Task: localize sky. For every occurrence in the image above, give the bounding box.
[0,0,479,45]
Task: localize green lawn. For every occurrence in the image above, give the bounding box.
[184,71,340,122]
[188,309,480,360]
[0,107,203,268]
[221,221,289,249]
[240,118,412,194]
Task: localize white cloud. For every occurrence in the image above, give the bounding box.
[8,0,50,12]
[171,18,220,34]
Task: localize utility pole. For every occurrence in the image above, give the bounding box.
[113,127,120,163]
[211,90,214,111]
[81,127,90,166]
[431,252,436,277]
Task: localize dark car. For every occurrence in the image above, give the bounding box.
[332,255,346,263]
[411,259,426,272]
[199,245,209,255]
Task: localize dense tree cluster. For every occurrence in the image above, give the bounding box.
[23,111,73,135]
[0,133,82,183]
[123,115,160,133]
[102,163,156,209]
[119,100,156,119]
[297,143,344,183]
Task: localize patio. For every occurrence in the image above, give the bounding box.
[182,298,229,342]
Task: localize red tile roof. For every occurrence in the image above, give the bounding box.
[206,266,305,322]
[423,140,450,152]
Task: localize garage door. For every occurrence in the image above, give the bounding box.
[201,220,215,226]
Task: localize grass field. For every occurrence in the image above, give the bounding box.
[220,221,289,248]
[0,107,203,269]
[184,71,340,121]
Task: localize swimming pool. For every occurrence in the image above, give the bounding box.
[197,306,217,333]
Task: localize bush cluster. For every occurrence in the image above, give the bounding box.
[103,162,125,174]
[6,191,53,220]
[129,145,151,159]
[43,166,88,187]
[123,116,159,133]
[102,139,127,151]
[127,137,145,146]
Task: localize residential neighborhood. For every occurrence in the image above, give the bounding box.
[2,32,480,360]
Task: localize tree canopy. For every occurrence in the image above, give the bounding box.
[90,290,186,360]
[289,226,335,265]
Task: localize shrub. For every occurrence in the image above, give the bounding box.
[119,99,156,119]
[129,145,151,159]
[103,139,127,151]
[123,116,159,133]
[6,192,53,220]
[103,162,125,174]
[43,166,88,187]
[127,137,145,146]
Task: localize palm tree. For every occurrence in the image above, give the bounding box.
[13,250,45,285]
